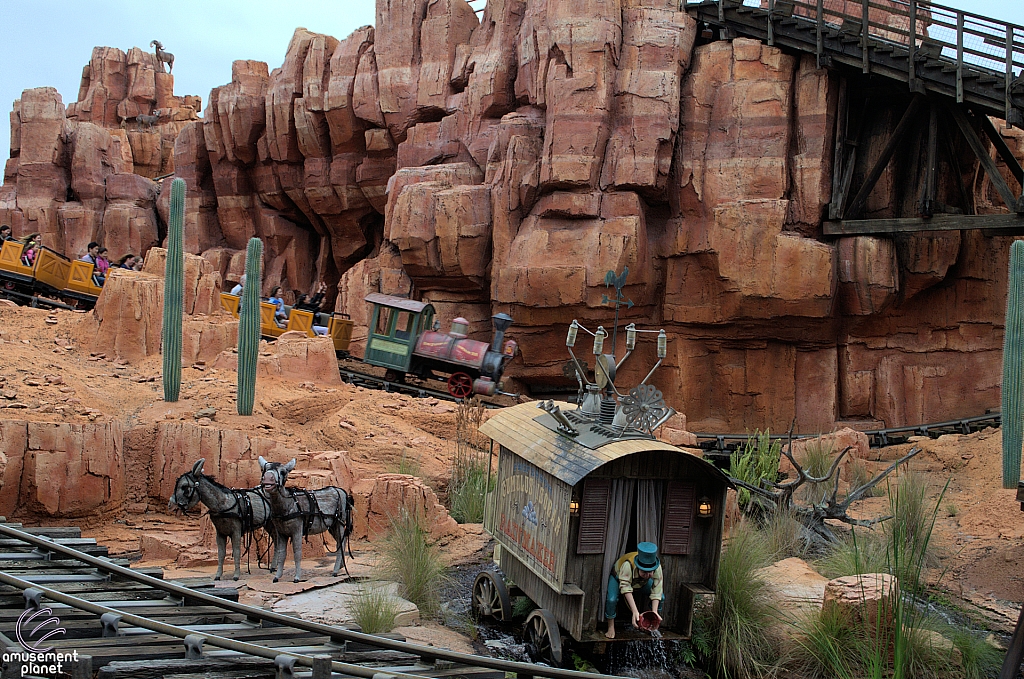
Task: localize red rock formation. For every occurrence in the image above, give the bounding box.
[4,4,1023,432]
[0,419,125,518]
[90,249,230,363]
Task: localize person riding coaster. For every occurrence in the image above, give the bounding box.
[605,541,664,639]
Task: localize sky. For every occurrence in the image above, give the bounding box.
[0,0,1021,167]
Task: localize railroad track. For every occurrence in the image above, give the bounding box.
[694,411,1003,461]
[336,364,513,409]
[0,523,623,679]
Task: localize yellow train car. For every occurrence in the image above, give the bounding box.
[219,292,353,354]
[0,241,99,309]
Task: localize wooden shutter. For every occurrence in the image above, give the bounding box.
[576,478,611,554]
[661,481,695,555]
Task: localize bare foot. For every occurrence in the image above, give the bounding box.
[605,626,616,639]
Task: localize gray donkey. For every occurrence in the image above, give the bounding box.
[168,459,275,581]
[258,456,354,583]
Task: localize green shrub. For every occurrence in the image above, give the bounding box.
[449,398,494,523]
[511,595,536,619]
[730,430,782,511]
[886,470,941,593]
[949,628,1002,679]
[349,582,399,634]
[449,451,494,523]
[696,524,779,679]
[378,509,448,618]
[815,528,888,580]
[788,604,861,679]
[762,508,808,561]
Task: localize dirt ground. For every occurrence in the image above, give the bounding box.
[0,302,1022,636]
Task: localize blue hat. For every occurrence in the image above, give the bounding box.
[635,542,660,572]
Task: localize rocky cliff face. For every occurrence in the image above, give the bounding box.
[2,2,1022,432]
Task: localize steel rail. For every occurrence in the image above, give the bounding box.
[0,570,427,679]
[0,524,627,679]
[693,412,1001,450]
[337,367,508,409]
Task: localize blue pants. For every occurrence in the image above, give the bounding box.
[606,575,664,620]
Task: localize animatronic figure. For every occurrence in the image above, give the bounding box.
[151,40,174,72]
[168,459,275,581]
[259,457,355,583]
[605,542,664,639]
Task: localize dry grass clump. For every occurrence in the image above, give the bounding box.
[378,509,448,618]
[349,582,400,634]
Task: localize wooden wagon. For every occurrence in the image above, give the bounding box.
[474,399,731,665]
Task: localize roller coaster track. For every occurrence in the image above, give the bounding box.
[0,522,623,679]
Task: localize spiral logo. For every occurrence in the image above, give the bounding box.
[16,607,65,653]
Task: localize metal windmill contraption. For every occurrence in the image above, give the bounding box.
[538,268,676,443]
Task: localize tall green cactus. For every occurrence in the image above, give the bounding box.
[237,237,263,416]
[1003,239,1024,488]
[161,178,185,402]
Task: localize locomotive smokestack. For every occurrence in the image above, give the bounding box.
[491,313,513,352]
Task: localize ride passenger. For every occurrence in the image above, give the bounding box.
[20,233,41,266]
[605,542,664,639]
[96,247,111,276]
[116,254,137,269]
[230,274,246,296]
[268,286,288,327]
[81,242,105,286]
[0,225,12,242]
[295,282,327,312]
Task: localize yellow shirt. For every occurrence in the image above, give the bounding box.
[614,552,663,600]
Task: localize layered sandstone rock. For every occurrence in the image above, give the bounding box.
[351,473,461,541]
[4,2,1022,432]
[211,333,343,385]
[0,419,125,518]
[90,249,229,362]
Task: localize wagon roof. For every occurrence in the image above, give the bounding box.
[364,293,431,312]
[479,401,732,487]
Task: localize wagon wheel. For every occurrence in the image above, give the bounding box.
[447,372,473,399]
[383,369,405,384]
[471,571,512,622]
[524,608,563,666]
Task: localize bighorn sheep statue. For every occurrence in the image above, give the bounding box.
[151,40,174,73]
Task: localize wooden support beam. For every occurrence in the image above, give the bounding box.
[825,213,1024,236]
[829,79,849,219]
[979,113,1024,188]
[919,104,938,216]
[948,104,1023,213]
[846,95,925,219]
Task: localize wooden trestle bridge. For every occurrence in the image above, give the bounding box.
[685,0,1024,235]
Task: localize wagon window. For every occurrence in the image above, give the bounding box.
[393,311,413,340]
[576,478,611,554]
[374,306,392,336]
[661,481,695,555]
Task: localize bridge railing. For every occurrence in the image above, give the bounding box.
[685,0,1022,119]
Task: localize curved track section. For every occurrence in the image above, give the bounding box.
[0,523,622,679]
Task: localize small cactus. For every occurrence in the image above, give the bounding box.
[237,237,263,416]
[1003,239,1024,488]
[161,178,185,402]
